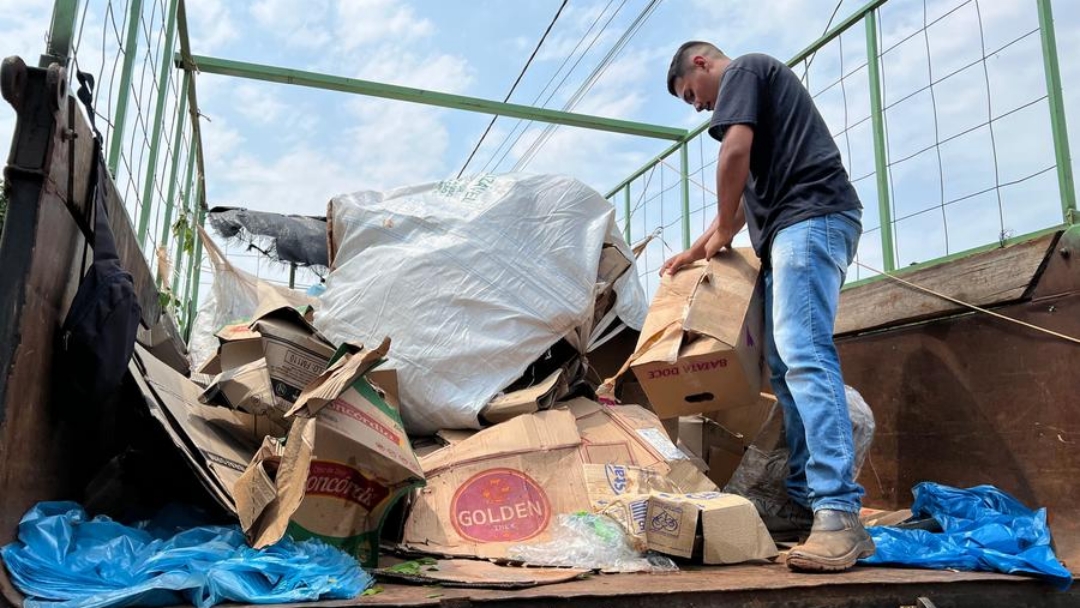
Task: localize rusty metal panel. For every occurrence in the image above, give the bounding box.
[838,232,1080,568]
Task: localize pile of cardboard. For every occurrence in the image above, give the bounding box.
[133,292,422,568]
[127,240,788,572]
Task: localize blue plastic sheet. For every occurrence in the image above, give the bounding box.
[861,482,1073,590]
[1,502,373,608]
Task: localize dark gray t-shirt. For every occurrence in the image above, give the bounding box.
[709,53,861,263]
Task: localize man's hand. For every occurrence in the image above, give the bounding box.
[704,225,735,259]
[660,250,699,276]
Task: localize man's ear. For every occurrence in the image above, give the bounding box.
[692,55,708,69]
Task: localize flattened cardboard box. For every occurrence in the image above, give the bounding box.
[568,398,717,494]
[403,410,590,560]
[630,250,764,419]
[599,491,777,565]
[238,339,425,568]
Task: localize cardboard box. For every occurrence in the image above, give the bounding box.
[402,410,590,560]
[630,250,764,419]
[582,463,678,507]
[598,491,777,565]
[679,394,777,488]
[237,339,425,567]
[200,286,336,423]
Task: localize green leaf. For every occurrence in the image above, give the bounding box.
[360,585,383,596]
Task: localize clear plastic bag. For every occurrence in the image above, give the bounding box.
[725,385,875,521]
[1,502,373,608]
[508,512,677,573]
[187,227,314,370]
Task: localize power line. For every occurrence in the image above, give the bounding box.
[479,0,623,175]
[456,0,569,179]
[513,0,662,171]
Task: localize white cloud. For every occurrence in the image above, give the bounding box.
[231,83,286,124]
[333,0,434,51]
[250,0,331,50]
[186,0,238,53]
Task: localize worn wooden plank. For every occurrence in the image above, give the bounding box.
[0,84,84,544]
[836,234,1057,336]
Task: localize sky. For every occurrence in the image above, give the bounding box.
[2,0,1079,300]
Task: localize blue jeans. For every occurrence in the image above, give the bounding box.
[764,211,864,514]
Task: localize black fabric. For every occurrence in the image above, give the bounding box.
[59,72,142,403]
[208,206,328,268]
[708,53,862,264]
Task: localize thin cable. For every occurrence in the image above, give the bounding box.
[974,0,1007,243]
[488,0,628,173]
[800,0,844,84]
[923,0,949,253]
[478,0,618,174]
[514,0,662,171]
[456,0,569,178]
[853,260,1080,346]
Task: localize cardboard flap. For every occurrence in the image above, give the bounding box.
[637,262,703,349]
[245,415,317,548]
[287,338,391,417]
[420,410,581,476]
[683,250,760,346]
[481,369,566,425]
[199,358,276,416]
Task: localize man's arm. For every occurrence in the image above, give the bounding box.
[705,123,754,258]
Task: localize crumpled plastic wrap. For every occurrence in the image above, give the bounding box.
[1,502,372,608]
[187,227,314,370]
[315,174,648,433]
[507,512,677,573]
[862,483,1072,589]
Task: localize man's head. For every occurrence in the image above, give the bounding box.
[667,41,729,113]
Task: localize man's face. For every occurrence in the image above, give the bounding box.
[674,55,720,113]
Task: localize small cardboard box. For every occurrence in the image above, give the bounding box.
[630,250,764,419]
[599,491,777,565]
[237,339,425,568]
[402,410,590,560]
[200,286,336,423]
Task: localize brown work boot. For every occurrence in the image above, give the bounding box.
[786,509,875,572]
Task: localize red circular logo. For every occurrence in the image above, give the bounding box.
[450,468,551,543]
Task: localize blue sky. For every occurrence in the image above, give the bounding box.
[3,0,1079,296]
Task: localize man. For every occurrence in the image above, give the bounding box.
[662,41,874,572]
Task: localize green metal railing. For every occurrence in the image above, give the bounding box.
[606,0,1076,297]
[45,0,207,331]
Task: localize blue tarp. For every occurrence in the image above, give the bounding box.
[1,502,373,608]
[861,482,1073,590]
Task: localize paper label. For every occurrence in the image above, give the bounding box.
[636,427,687,461]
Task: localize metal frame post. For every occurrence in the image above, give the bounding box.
[171,139,197,296]
[680,142,691,249]
[624,185,631,243]
[137,0,181,247]
[156,68,190,284]
[865,10,897,271]
[107,0,145,177]
[40,0,81,67]
[1037,0,1076,224]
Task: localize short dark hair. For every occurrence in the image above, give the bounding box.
[666,41,724,96]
